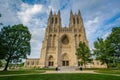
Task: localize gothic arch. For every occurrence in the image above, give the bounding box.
[62,53,69,66]
[61,35,69,45]
[73,17,75,24]
[51,17,54,24]
[48,55,54,66]
[77,17,79,24]
[55,17,57,24]
[62,53,69,60]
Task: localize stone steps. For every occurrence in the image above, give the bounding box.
[58,66,79,71]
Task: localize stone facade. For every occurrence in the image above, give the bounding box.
[24,10,106,68]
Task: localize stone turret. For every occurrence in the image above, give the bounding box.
[69,10,83,28]
[47,10,61,27]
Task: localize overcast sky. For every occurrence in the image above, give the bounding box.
[0,0,120,58]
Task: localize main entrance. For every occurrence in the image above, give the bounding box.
[62,53,69,66]
[48,55,54,67]
[62,60,69,66]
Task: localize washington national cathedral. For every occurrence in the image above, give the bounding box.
[24,10,106,68]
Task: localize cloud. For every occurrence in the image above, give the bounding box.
[0,0,120,58]
[17,3,48,58]
[102,31,111,40]
[17,3,43,25]
[0,0,22,26]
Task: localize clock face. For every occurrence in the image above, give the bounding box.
[62,35,69,45]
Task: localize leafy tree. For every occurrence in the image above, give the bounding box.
[93,38,114,68]
[76,41,91,68]
[93,27,120,68]
[0,24,31,71]
[106,27,120,66]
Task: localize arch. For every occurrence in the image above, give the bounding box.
[32,61,34,65]
[49,35,52,47]
[27,62,29,65]
[73,17,75,24]
[55,17,57,24]
[62,53,69,60]
[37,61,39,65]
[75,34,77,47]
[62,53,69,66]
[48,55,54,66]
[61,35,69,45]
[77,17,79,24]
[53,34,56,46]
[48,55,54,61]
[51,17,54,24]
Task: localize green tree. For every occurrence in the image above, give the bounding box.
[106,27,120,66]
[93,38,114,68]
[76,41,91,68]
[0,24,31,71]
[93,27,120,68]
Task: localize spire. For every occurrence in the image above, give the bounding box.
[58,9,60,17]
[50,9,52,16]
[78,10,81,16]
[70,10,73,16]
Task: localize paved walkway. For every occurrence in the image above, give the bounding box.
[45,70,96,74]
[0,70,120,77]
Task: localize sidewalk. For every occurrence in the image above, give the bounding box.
[45,70,96,74]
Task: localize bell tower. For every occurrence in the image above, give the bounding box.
[69,10,83,28]
[47,9,61,28]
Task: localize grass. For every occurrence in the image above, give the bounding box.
[0,69,45,75]
[84,68,120,74]
[95,69,120,74]
[0,68,120,80]
[0,67,55,75]
[0,73,120,80]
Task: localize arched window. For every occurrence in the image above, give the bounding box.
[73,18,75,24]
[49,35,52,47]
[75,34,77,45]
[27,62,29,65]
[53,35,56,46]
[32,61,34,65]
[77,18,79,24]
[48,55,54,66]
[51,17,54,24]
[62,53,69,66]
[55,17,57,24]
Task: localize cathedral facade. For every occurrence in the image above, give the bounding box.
[39,10,88,68]
[24,10,106,68]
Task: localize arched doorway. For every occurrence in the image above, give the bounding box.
[62,53,69,66]
[48,55,54,67]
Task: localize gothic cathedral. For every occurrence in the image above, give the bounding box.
[39,10,88,68]
[24,10,106,68]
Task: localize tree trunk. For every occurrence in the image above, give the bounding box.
[3,56,11,71]
[106,62,109,69]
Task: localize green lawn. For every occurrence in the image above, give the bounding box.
[0,73,120,80]
[95,69,120,74]
[0,70,45,75]
[0,68,120,80]
[84,68,120,74]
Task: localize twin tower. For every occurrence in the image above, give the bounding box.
[39,10,88,68]
[25,10,106,68]
[47,10,84,28]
